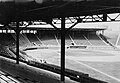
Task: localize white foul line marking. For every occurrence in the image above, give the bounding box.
[67,58,120,82]
[55,49,120,82]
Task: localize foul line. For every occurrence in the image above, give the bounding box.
[54,50,120,82]
[67,57,120,82]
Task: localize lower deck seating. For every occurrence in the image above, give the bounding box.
[0,46,15,58]
[12,33,31,47]
[56,34,73,45]
[26,33,42,45]
[72,34,90,45]
[86,34,106,46]
[103,31,119,45]
[0,34,15,47]
[0,31,110,47]
[40,35,58,45]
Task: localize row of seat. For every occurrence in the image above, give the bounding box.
[0,33,119,47]
[16,33,107,46]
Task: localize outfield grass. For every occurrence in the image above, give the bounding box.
[66,49,114,56]
[26,48,120,83]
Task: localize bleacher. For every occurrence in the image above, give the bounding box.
[0,33,15,47]
[117,37,120,46]
[107,35,118,45]
[86,34,106,46]
[65,35,73,45]
[103,32,119,45]
[11,33,31,47]
[0,70,20,83]
[26,33,42,45]
[56,34,73,45]
[0,45,16,58]
[19,34,31,47]
[71,34,90,45]
[40,34,58,45]
[56,34,61,45]
[0,31,113,48]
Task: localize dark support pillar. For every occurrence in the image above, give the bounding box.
[103,14,107,21]
[16,22,20,64]
[61,17,65,81]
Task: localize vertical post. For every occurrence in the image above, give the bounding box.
[61,17,65,81]
[103,13,107,21]
[16,22,20,64]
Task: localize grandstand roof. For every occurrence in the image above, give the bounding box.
[26,24,107,31]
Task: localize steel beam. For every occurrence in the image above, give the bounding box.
[16,22,20,64]
[61,17,65,81]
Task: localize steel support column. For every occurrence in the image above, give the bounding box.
[61,17,65,81]
[16,22,20,64]
[103,14,107,21]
